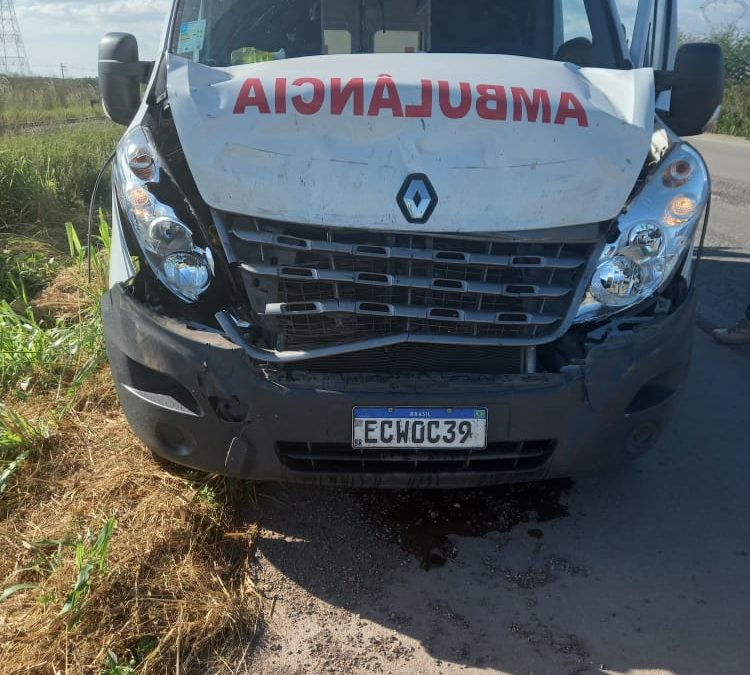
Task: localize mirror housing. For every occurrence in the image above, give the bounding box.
[98,33,154,126]
[656,43,725,137]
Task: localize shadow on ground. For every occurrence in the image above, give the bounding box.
[248,329,750,674]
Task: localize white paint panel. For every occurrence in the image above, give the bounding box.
[167,52,654,232]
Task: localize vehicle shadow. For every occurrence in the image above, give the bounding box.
[248,327,750,675]
[253,449,747,674]
[252,479,591,673]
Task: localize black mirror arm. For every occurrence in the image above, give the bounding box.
[99,59,154,85]
[653,70,686,93]
[654,70,719,94]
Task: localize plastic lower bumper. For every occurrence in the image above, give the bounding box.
[102,285,696,488]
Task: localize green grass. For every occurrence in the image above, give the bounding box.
[716,82,750,137]
[0,75,104,126]
[0,118,115,498]
[0,222,110,395]
[684,28,750,138]
[0,105,103,128]
[0,236,58,303]
[0,123,121,236]
[102,651,137,675]
[59,516,117,622]
[0,110,123,631]
[0,219,109,498]
[0,114,117,507]
[0,516,117,612]
[0,404,50,495]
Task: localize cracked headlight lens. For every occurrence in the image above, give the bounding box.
[114,126,213,302]
[576,143,709,323]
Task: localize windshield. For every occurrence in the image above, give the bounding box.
[171,0,621,69]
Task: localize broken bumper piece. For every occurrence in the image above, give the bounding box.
[102,284,696,488]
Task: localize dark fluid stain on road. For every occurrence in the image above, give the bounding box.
[357,479,573,570]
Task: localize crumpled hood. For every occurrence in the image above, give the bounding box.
[166,52,654,232]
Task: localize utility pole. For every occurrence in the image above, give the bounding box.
[60,63,66,81]
[0,0,31,75]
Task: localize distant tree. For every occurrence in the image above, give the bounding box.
[681,26,750,82]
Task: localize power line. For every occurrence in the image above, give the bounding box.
[0,0,31,75]
[28,63,98,77]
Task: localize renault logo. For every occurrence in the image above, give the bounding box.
[397,173,438,224]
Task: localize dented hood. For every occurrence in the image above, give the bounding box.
[166,53,654,232]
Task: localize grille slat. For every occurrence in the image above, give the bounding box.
[232,229,588,270]
[241,262,571,299]
[281,448,550,463]
[264,299,561,327]
[227,217,600,352]
[284,343,523,374]
[277,440,556,474]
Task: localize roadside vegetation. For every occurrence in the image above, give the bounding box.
[0,75,105,128]
[687,27,750,138]
[0,124,122,239]
[0,121,261,672]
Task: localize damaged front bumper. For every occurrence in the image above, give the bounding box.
[102,284,696,488]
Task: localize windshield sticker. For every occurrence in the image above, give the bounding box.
[177,20,207,55]
[232,76,589,128]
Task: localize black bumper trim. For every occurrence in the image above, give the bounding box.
[102,285,696,488]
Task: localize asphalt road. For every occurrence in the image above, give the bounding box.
[246,134,750,675]
[690,134,750,332]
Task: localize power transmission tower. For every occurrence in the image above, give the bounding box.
[0,0,31,75]
[701,0,748,28]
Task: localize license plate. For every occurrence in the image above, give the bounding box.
[352,407,488,450]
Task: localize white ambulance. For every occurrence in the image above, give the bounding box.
[98,0,723,486]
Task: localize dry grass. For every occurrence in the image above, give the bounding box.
[30,265,87,326]
[0,268,263,674]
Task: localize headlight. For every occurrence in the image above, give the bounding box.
[113,127,213,302]
[576,143,708,323]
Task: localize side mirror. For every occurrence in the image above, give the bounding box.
[98,33,154,126]
[656,43,725,137]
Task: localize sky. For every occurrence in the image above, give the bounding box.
[7,0,750,78]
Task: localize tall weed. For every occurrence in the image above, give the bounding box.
[0,123,120,235]
[0,75,103,126]
[0,404,49,495]
[59,516,117,622]
[0,219,111,396]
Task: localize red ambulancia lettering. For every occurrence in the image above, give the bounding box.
[233,78,270,114]
[404,79,433,118]
[438,80,472,119]
[291,77,325,115]
[554,91,589,127]
[368,74,404,117]
[511,87,552,123]
[331,77,365,115]
[232,77,590,129]
[476,84,507,120]
[274,78,287,114]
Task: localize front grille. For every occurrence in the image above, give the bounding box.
[225,215,600,352]
[283,343,523,375]
[277,440,556,474]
